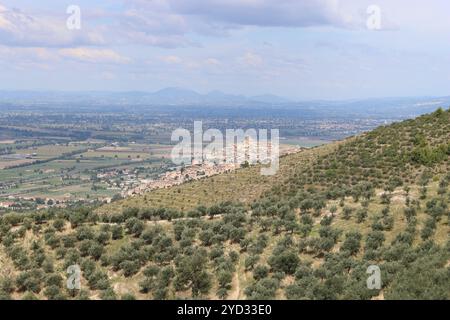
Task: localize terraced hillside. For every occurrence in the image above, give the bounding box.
[0,108,449,300]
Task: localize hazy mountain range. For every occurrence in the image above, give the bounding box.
[0,88,291,106]
[0,88,449,119]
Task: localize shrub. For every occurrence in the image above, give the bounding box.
[111,225,123,240]
[268,249,299,275]
[253,265,270,281]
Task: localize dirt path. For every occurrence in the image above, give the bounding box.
[228,256,250,300]
[228,272,240,300]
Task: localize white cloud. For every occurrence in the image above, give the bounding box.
[117,1,195,48]
[0,0,395,51]
[167,0,358,28]
[205,58,221,66]
[160,55,183,64]
[239,52,263,67]
[3,0,450,52]
[0,45,55,61]
[58,48,130,64]
[0,5,104,47]
[117,0,365,49]
[0,45,57,70]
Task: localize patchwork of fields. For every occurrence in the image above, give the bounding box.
[0,139,174,209]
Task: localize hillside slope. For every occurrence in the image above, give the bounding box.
[98,142,339,213]
[0,108,449,300]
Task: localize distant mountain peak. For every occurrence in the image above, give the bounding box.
[141,87,292,105]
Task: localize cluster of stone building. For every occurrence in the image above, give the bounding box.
[123,162,237,197]
[124,142,301,197]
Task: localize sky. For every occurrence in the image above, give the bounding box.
[1,0,450,100]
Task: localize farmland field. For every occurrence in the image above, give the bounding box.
[0,135,175,208]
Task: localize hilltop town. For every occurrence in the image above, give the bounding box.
[124,143,301,197]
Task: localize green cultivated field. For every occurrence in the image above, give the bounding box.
[0,142,174,203]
